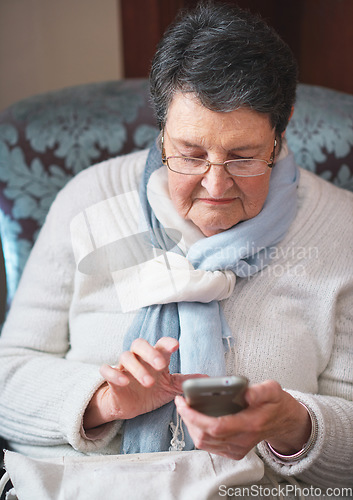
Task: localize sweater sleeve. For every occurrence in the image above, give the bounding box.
[257,280,353,488]
[0,169,122,453]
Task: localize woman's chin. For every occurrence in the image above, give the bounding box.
[191,218,239,237]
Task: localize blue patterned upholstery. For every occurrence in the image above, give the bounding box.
[0,80,352,312]
[0,79,158,309]
[287,85,353,188]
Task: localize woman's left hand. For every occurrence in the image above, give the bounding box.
[175,379,311,460]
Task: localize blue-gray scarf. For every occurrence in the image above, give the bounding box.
[120,141,299,454]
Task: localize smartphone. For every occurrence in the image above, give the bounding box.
[182,376,248,417]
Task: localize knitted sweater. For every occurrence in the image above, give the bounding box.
[0,149,352,489]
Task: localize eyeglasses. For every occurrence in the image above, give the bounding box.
[161,129,276,177]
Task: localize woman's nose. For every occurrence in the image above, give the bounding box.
[200,164,234,198]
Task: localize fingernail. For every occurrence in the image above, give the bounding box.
[115,375,129,386]
[143,374,154,386]
[153,357,165,370]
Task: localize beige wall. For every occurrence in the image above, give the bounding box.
[0,0,124,111]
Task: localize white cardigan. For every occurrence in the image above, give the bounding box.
[0,149,352,489]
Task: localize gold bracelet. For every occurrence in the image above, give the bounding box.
[266,401,318,462]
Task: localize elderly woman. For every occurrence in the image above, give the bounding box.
[0,1,352,494]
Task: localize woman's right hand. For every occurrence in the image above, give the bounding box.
[83,337,200,430]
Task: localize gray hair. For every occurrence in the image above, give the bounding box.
[150,1,298,136]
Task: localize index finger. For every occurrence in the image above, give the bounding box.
[128,338,168,371]
[128,337,179,370]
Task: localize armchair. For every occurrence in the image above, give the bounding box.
[0,79,353,495]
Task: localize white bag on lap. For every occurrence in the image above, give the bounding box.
[3,449,265,500]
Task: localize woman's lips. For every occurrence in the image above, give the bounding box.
[198,197,237,205]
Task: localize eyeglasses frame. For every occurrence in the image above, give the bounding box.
[161,128,277,177]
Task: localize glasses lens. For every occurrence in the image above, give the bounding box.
[226,159,268,177]
[166,157,269,176]
[167,157,208,174]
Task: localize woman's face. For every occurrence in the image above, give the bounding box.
[164,93,276,237]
